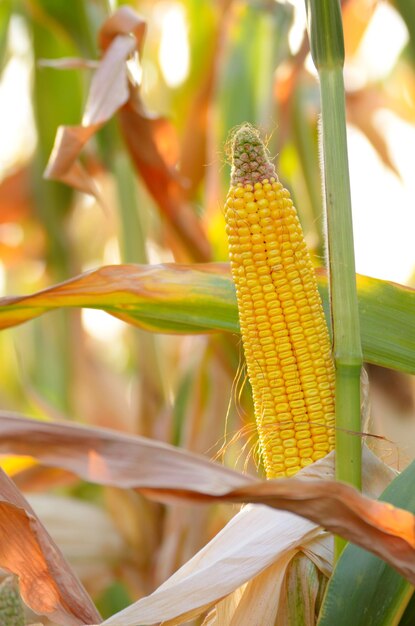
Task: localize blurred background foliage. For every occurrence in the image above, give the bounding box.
[0,0,415,620]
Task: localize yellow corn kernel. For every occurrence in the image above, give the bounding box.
[225,125,335,478]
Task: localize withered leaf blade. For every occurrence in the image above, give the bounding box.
[0,413,415,588]
[100,8,210,261]
[118,97,211,261]
[98,5,146,54]
[0,466,100,626]
[0,412,252,495]
[82,34,136,127]
[44,6,146,196]
[347,88,401,178]
[37,57,100,70]
[73,452,395,625]
[0,166,32,223]
[44,6,210,261]
[45,125,98,195]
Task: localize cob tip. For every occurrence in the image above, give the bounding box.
[230,124,276,186]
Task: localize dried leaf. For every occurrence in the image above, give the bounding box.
[347,88,400,177]
[37,57,99,70]
[97,450,395,626]
[0,166,32,223]
[0,413,413,601]
[13,465,77,493]
[45,125,98,195]
[44,6,210,261]
[0,412,251,495]
[343,0,376,57]
[43,14,139,195]
[203,554,296,626]
[0,467,100,625]
[83,36,137,127]
[97,7,146,54]
[104,505,319,626]
[117,96,211,261]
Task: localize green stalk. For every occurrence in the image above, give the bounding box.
[304,0,363,556]
[112,149,168,436]
[28,5,83,414]
[113,151,147,265]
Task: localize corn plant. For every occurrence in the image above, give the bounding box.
[0,0,415,625]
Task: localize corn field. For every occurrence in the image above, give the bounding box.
[0,0,415,624]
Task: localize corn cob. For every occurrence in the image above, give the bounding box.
[0,577,25,626]
[225,125,335,478]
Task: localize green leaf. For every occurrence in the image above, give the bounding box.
[0,0,11,77]
[317,459,415,626]
[0,264,414,374]
[398,590,415,625]
[26,0,84,275]
[96,582,132,619]
[393,0,415,65]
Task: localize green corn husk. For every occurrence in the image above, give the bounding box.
[278,553,328,625]
[0,577,25,626]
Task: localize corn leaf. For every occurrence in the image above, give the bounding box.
[0,466,100,625]
[399,591,415,625]
[393,0,415,64]
[0,413,413,596]
[0,166,32,225]
[0,263,414,374]
[0,0,11,76]
[44,5,210,262]
[317,457,415,626]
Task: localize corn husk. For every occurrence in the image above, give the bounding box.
[0,577,25,626]
[100,446,396,626]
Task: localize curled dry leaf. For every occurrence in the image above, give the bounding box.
[0,412,251,495]
[37,57,99,70]
[0,466,100,626]
[0,263,415,374]
[347,88,400,178]
[0,412,413,610]
[44,6,210,262]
